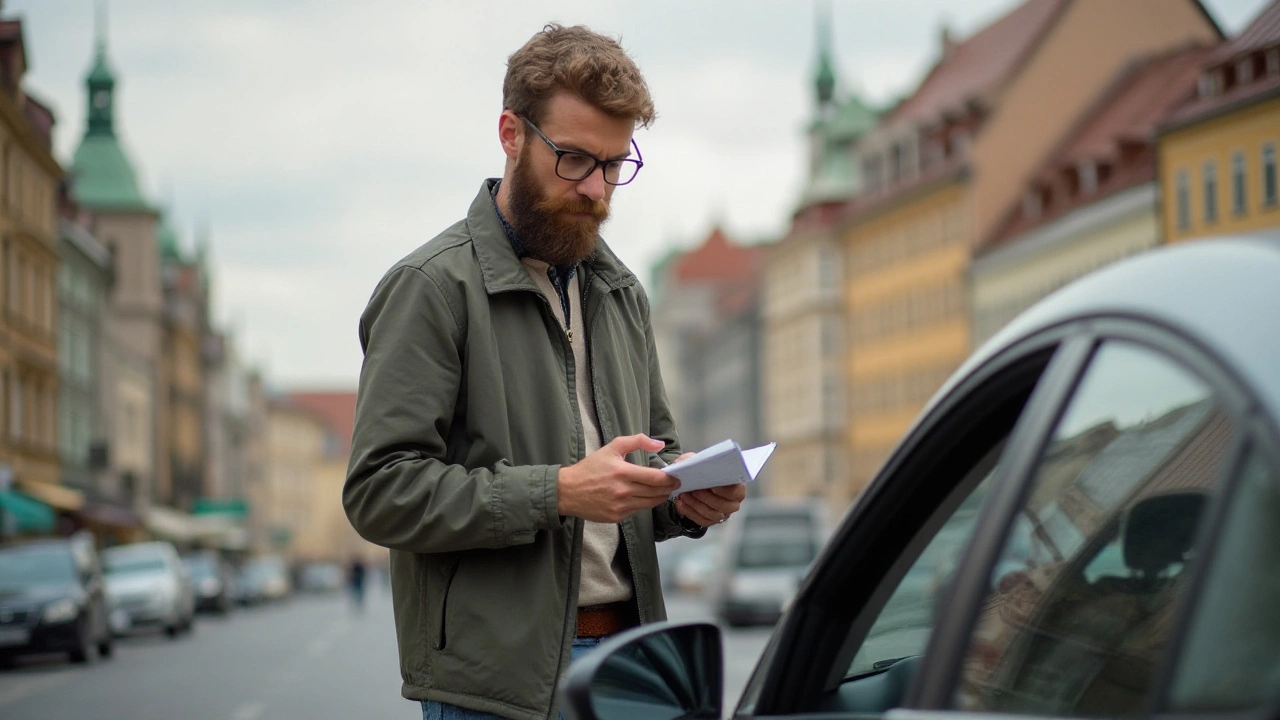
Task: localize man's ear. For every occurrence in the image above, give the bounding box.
[498,111,523,161]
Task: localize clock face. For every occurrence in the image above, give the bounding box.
[93,90,109,110]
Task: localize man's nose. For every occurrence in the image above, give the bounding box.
[577,167,608,202]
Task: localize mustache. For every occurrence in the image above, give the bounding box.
[535,194,609,222]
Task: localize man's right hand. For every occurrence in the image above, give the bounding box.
[557,434,681,523]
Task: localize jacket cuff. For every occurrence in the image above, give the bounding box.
[494,463,567,545]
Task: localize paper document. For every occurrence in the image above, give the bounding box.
[662,439,777,497]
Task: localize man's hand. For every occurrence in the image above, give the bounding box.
[558,435,682,523]
[675,482,747,528]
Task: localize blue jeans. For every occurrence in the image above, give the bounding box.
[421,637,603,720]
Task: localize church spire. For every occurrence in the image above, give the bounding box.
[85,0,117,137]
[814,0,837,108]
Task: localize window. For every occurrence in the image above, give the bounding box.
[1079,162,1098,194]
[1203,160,1218,223]
[9,375,22,441]
[847,458,1001,678]
[957,341,1234,717]
[1269,49,1280,76]
[1264,143,1277,207]
[1175,170,1191,230]
[1232,151,1247,216]
[1168,449,1280,711]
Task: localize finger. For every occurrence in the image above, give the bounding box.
[608,434,665,456]
[709,483,746,500]
[675,452,695,463]
[675,495,717,527]
[623,464,680,488]
[682,491,728,521]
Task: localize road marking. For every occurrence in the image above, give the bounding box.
[0,670,82,709]
[230,701,266,720]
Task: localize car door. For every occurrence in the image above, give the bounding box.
[737,318,1274,720]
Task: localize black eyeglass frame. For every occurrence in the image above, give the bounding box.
[520,116,644,186]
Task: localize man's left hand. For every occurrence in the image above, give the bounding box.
[675,483,746,528]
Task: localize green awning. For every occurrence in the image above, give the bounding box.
[0,490,56,534]
[192,497,249,519]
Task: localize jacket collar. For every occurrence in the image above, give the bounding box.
[467,179,638,296]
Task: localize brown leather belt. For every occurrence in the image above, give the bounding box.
[576,602,630,638]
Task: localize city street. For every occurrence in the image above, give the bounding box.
[0,588,773,720]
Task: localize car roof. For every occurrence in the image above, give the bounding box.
[954,233,1280,425]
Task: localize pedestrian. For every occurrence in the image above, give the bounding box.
[347,554,367,613]
[343,22,745,720]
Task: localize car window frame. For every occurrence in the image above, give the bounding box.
[913,316,1267,718]
[737,326,1083,718]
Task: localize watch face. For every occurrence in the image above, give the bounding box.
[93,91,109,110]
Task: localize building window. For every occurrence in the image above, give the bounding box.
[1079,161,1098,194]
[1237,58,1254,85]
[1176,170,1191,230]
[10,376,23,442]
[1264,143,1277,207]
[1268,49,1280,76]
[1203,160,1218,223]
[1232,151,1247,216]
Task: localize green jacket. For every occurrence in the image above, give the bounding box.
[344,180,696,720]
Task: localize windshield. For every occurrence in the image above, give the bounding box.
[0,545,77,588]
[737,533,815,569]
[104,554,167,575]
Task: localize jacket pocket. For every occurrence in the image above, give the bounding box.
[432,556,461,651]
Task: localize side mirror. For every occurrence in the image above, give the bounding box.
[560,622,723,720]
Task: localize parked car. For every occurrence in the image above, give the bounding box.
[181,550,235,615]
[235,555,291,605]
[708,498,827,627]
[102,541,195,638]
[0,532,114,666]
[562,235,1280,720]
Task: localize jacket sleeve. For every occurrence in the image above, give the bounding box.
[639,292,706,542]
[343,265,566,554]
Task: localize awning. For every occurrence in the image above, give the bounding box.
[16,478,86,512]
[0,490,56,533]
[78,502,141,529]
[145,505,202,542]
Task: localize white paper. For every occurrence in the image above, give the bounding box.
[662,439,776,497]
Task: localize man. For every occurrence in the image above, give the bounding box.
[344,23,745,720]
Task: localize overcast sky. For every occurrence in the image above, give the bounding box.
[10,0,1268,389]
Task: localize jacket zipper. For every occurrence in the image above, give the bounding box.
[582,268,648,625]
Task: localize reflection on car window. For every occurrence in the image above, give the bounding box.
[957,341,1232,717]
[1169,450,1280,711]
[845,459,999,679]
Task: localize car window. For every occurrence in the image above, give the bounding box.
[955,341,1234,717]
[1167,449,1280,711]
[846,460,999,679]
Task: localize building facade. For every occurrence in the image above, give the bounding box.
[762,11,877,506]
[259,398,328,559]
[1160,0,1280,243]
[70,22,164,518]
[651,228,768,490]
[0,17,69,519]
[838,0,1221,493]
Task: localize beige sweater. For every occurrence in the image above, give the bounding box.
[523,259,632,607]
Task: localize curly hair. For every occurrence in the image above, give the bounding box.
[503,23,656,129]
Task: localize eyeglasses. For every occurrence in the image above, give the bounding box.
[521,116,644,186]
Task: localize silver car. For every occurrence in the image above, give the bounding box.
[102,542,196,638]
[562,233,1280,720]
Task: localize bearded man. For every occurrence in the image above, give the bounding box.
[343,23,745,720]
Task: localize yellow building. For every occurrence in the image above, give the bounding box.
[1160,0,1280,242]
[839,0,1220,494]
[0,20,73,523]
[762,11,878,508]
[259,399,326,559]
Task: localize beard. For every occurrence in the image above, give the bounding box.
[506,147,610,266]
